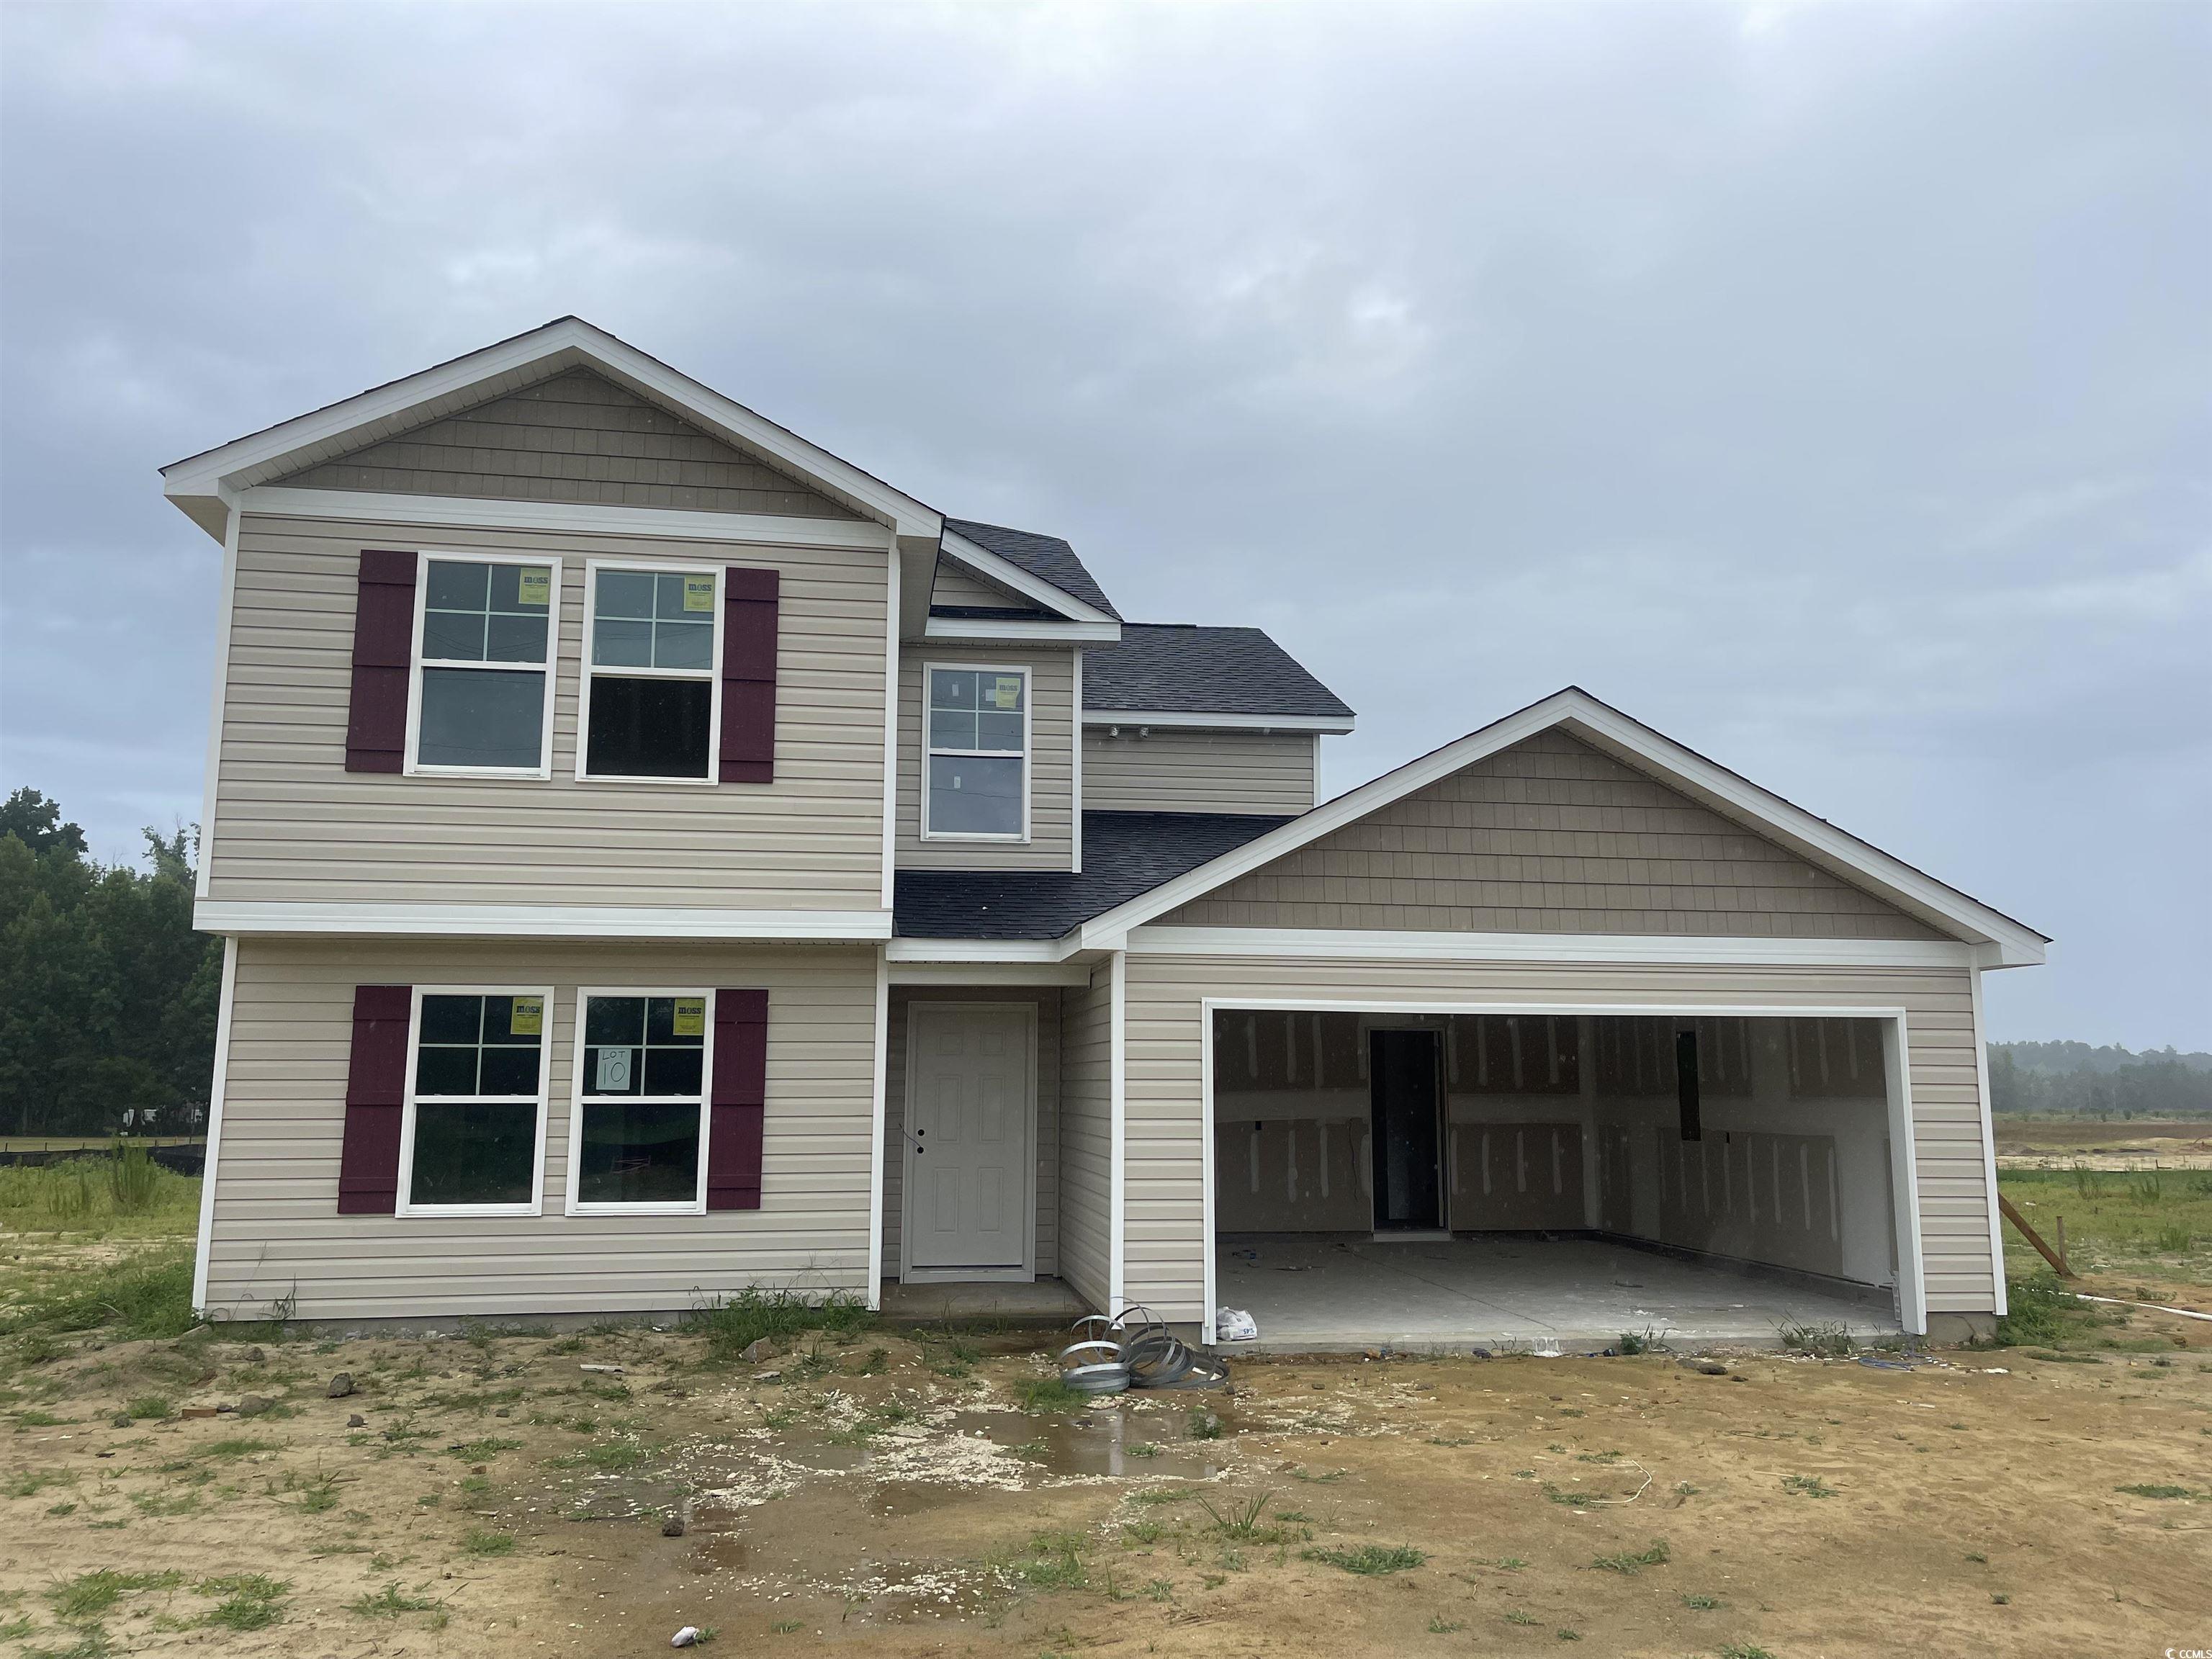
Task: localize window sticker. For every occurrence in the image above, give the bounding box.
[683,575,716,613]
[672,997,706,1037]
[991,675,1022,710]
[517,567,552,608]
[595,1046,637,1093]
[509,996,544,1036]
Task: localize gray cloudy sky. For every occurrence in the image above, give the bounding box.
[1,3,2205,1046]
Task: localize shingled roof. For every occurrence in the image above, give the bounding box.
[1082,623,1354,720]
[893,810,1292,939]
[944,518,1121,620]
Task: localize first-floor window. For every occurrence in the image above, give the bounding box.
[572,992,709,1210]
[404,990,547,1213]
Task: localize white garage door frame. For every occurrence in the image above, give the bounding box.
[899,999,1040,1285]
[1198,998,1926,1343]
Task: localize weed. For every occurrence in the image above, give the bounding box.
[1289,1465,1344,1483]
[6,1470,73,1498]
[123,1395,171,1420]
[46,1502,75,1516]
[1013,1377,1088,1414]
[2116,1483,2200,1500]
[1012,1532,1089,1590]
[14,1410,70,1427]
[1718,1646,1777,1659]
[1121,1518,1166,1545]
[1557,1631,1580,1642]
[45,1570,183,1619]
[462,1529,516,1555]
[202,1437,276,1459]
[1542,1485,1595,1509]
[770,1619,802,1634]
[1777,1320,1853,1357]
[1681,1592,1723,1609]
[1674,1482,1700,1497]
[447,1437,523,1460]
[1504,1610,1540,1626]
[1427,1616,1466,1633]
[346,1583,439,1619]
[0,1252,198,1342]
[684,1288,871,1364]
[1131,1486,1202,1505]
[1781,1474,1836,1498]
[1591,1539,1670,1574]
[1126,1441,1160,1457]
[1187,1405,1224,1440]
[1143,1579,1172,1601]
[205,1595,283,1632]
[854,1346,889,1376]
[1990,1271,2096,1348]
[1197,1490,1275,1539]
[1301,1544,1426,1575]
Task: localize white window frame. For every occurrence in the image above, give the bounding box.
[920,660,1032,842]
[395,984,554,1218]
[404,549,562,779]
[564,985,717,1216]
[575,558,724,787]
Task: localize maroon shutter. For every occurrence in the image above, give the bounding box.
[346,549,418,773]
[719,567,778,783]
[707,988,768,1210]
[337,984,412,1214]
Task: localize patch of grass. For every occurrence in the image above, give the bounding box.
[6,1470,73,1498]
[1130,1486,1202,1505]
[1591,1539,1670,1574]
[1781,1474,1836,1499]
[1504,1610,1541,1626]
[461,1528,516,1555]
[446,1437,523,1460]
[14,1409,70,1428]
[0,1151,199,1233]
[2115,1483,2200,1500]
[683,1288,871,1364]
[1011,1532,1089,1590]
[1777,1320,1853,1358]
[346,1582,439,1619]
[1301,1544,1426,1576]
[45,1570,183,1619]
[1718,1645,1778,1659]
[1427,1615,1465,1632]
[0,1250,199,1342]
[770,1619,802,1634]
[199,1437,277,1459]
[1682,1592,1723,1609]
[123,1395,171,1420]
[1187,1406,1224,1440]
[1197,1490,1287,1541]
[1542,1485,1595,1509]
[1013,1377,1089,1414]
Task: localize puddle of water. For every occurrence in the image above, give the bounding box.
[945,1407,1221,1480]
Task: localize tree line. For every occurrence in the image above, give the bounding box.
[1988,1040,2212,1119]
[0,788,222,1138]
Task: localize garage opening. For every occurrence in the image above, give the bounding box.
[1211,1010,1910,1349]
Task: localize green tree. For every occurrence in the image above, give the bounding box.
[0,794,220,1137]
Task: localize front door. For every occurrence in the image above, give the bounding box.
[1370,1029,1444,1232]
[905,1004,1034,1276]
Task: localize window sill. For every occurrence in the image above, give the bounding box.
[565,1201,708,1218]
[573,771,719,788]
[919,830,1033,844]
[405,764,552,781]
[396,1202,543,1219]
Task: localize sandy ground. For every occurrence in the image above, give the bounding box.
[1995,1120,2212,1170]
[3,1290,2209,1659]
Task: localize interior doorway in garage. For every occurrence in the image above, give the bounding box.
[1210,1007,1912,1350]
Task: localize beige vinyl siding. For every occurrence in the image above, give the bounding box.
[202,938,877,1321]
[1083,728,1317,816]
[274,367,860,519]
[930,558,1025,611]
[1161,729,1943,939]
[881,988,1061,1276]
[896,645,1076,871]
[1056,966,1115,1311]
[1120,952,1995,1323]
[207,511,888,910]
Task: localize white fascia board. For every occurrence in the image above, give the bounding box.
[1125,926,1979,970]
[163,317,943,543]
[884,935,1085,964]
[887,961,1094,986]
[195,900,893,942]
[1081,709,1355,734]
[922,616,1122,644]
[238,486,896,551]
[939,530,1119,626]
[1071,687,2049,961]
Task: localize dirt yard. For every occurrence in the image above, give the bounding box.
[4,1285,2209,1659]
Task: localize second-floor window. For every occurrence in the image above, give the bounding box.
[924,664,1028,839]
[413,555,557,774]
[580,564,719,782]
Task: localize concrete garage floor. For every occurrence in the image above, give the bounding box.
[1216,1233,1897,1353]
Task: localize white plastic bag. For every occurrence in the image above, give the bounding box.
[1214,1307,1258,1341]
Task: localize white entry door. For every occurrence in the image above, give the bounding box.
[904,1004,1035,1277]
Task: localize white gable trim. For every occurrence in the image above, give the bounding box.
[237,486,896,550]
[1127,926,1982,969]
[1081,709,1354,734]
[1071,687,2048,963]
[163,317,943,544]
[938,530,1120,627]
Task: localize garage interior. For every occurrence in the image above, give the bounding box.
[1213,1010,1907,1350]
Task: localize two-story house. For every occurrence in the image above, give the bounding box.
[167,319,2046,1347]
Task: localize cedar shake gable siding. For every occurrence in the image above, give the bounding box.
[1159,728,1945,940]
[274,367,862,519]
